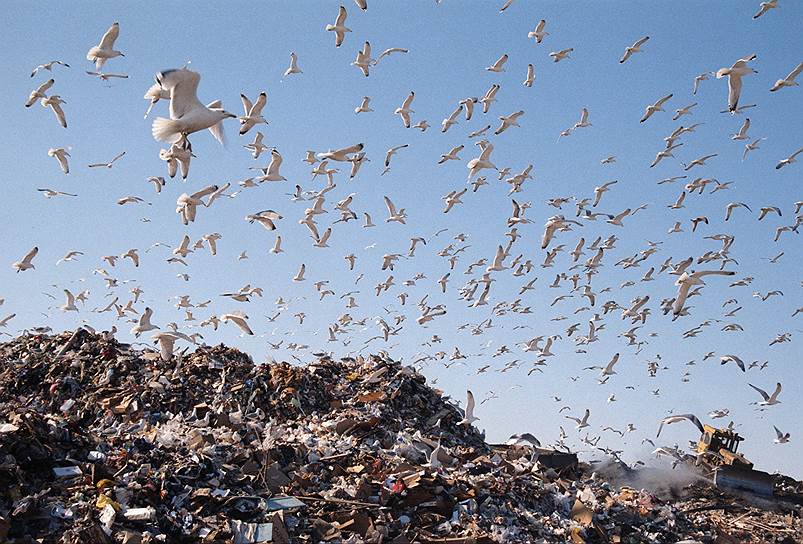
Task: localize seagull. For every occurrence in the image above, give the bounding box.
[318,142,363,162]
[37,188,76,198]
[775,147,803,169]
[549,48,573,62]
[683,153,717,171]
[720,354,746,372]
[523,64,535,87]
[438,144,464,164]
[48,148,70,174]
[384,196,407,224]
[395,91,415,128]
[619,36,649,64]
[59,289,78,312]
[88,151,126,169]
[565,409,590,429]
[748,382,782,406]
[573,107,591,129]
[244,131,268,159]
[293,263,306,282]
[385,144,408,168]
[221,312,254,335]
[85,71,129,81]
[255,149,286,181]
[600,353,620,376]
[152,68,237,144]
[716,54,758,112]
[284,52,303,77]
[41,95,67,128]
[480,84,500,113]
[528,19,548,43]
[239,92,268,135]
[12,247,38,273]
[592,180,618,207]
[355,96,373,114]
[325,5,351,47]
[459,390,479,425]
[486,54,508,73]
[640,94,672,123]
[656,413,704,437]
[131,307,158,337]
[56,250,83,265]
[773,426,790,444]
[160,139,194,179]
[441,104,462,133]
[86,22,124,70]
[753,0,778,19]
[466,142,496,179]
[494,110,524,135]
[31,60,70,78]
[175,184,219,225]
[731,118,751,140]
[672,102,697,120]
[352,41,374,76]
[375,47,409,63]
[672,270,735,315]
[25,78,54,107]
[245,210,283,231]
[769,61,802,92]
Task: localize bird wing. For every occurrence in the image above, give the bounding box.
[657,413,703,437]
[770,382,782,401]
[786,62,803,81]
[240,93,253,115]
[633,35,650,48]
[789,147,803,160]
[748,383,770,401]
[268,150,284,175]
[655,93,673,107]
[98,22,120,49]
[50,102,67,128]
[334,142,364,156]
[384,196,397,215]
[161,69,203,120]
[335,5,348,26]
[727,73,743,111]
[21,246,38,264]
[249,92,267,116]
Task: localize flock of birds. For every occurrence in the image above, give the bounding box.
[6,1,802,469]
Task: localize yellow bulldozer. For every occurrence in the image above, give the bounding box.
[695,424,775,496]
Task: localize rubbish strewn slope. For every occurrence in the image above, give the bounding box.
[0,329,800,543]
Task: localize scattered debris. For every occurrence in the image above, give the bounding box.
[0,329,800,542]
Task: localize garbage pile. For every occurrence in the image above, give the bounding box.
[0,328,801,543]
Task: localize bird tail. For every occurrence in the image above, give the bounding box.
[152,117,182,143]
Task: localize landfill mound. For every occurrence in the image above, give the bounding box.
[0,329,800,543]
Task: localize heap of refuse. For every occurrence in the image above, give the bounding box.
[1,329,801,543]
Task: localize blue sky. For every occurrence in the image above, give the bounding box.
[2,1,802,477]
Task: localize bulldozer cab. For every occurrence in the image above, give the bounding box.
[697,425,753,468]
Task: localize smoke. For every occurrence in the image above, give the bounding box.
[590,456,708,499]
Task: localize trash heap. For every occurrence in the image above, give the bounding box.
[0,329,801,543]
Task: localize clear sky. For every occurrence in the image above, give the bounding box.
[2,1,802,477]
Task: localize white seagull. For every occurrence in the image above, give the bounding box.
[86,22,124,70]
[151,68,236,144]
